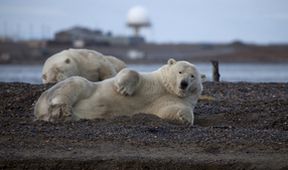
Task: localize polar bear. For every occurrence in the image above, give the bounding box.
[34,59,203,125]
[41,48,126,84]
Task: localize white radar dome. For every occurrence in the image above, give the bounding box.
[127,6,150,26]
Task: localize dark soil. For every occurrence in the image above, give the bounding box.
[0,82,288,170]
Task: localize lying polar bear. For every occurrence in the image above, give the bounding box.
[34,59,204,125]
[42,48,126,84]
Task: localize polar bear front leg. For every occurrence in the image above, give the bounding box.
[157,106,194,125]
[113,68,140,96]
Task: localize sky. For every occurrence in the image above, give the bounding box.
[0,0,288,44]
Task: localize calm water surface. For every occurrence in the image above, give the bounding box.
[0,63,287,84]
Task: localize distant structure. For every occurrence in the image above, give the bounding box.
[127,6,151,38]
[53,26,146,46]
[54,26,131,46]
[55,27,103,44]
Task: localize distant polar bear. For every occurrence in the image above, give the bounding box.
[34,59,204,125]
[41,48,126,84]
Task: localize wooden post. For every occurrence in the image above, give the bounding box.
[211,60,220,82]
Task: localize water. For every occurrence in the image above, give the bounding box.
[0,63,287,84]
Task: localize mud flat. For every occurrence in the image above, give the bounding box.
[0,82,287,170]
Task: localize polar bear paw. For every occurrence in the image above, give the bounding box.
[48,103,72,122]
[115,83,134,96]
[177,111,193,125]
[113,69,140,96]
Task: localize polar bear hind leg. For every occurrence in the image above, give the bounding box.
[35,76,92,122]
[113,69,140,96]
[47,98,73,122]
[34,91,71,122]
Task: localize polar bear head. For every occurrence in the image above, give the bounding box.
[160,58,204,97]
[42,56,78,84]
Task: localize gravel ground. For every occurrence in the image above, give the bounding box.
[0,82,288,170]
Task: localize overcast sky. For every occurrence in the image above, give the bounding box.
[0,0,288,44]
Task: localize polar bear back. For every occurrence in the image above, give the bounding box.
[42,49,126,83]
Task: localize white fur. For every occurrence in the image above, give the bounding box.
[35,59,203,124]
[42,48,126,83]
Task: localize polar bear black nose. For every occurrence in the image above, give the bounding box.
[180,80,188,90]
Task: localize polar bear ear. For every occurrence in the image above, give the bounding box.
[201,74,206,82]
[42,74,47,80]
[168,58,177,65]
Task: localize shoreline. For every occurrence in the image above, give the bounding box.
[1,42,288,65]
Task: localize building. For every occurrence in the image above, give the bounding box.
[54,26,145,46]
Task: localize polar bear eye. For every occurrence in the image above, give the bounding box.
[65,58,70,64]
[179,71,182,74]
[191,75,194,78]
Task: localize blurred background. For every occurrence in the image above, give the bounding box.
[0,0,288,83]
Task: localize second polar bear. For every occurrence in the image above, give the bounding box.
[34,59,203,124]
[42,48,126,84]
